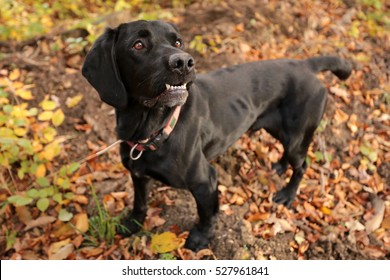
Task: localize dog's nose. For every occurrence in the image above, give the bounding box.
[169,53,195,74]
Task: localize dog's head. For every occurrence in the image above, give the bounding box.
[82,20,196,109]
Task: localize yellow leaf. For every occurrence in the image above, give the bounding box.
[66,95,83,108]
[38,111,53,121]
[0,77,8,87]
[150,232,184,253]
[320,206,332,215]
[52,109,65,126]
[73,213,89,233]
[35,164,46,178]
[40,100,57,110]
[15,89,34,100]
[9,69,20,81]
[14,127,28,137]
[43,127,57,142]
[41,141,61,161]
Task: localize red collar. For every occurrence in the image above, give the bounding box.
[127,106,182,160]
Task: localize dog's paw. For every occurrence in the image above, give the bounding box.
[184,228,210,251]
[273,189,295,208]
[117,215,144,237]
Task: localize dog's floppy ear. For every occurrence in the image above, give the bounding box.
[82,27,127,109]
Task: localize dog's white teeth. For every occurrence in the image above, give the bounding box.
[165,84,171,90]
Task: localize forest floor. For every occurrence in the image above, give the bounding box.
[0,0,389,260]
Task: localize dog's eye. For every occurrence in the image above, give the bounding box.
[133,41,145,50]
[174,40,182,48]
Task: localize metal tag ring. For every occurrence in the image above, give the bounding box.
[130,144,143,160]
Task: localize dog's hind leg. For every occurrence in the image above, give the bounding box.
[273,116,321,207]
[184,156,219,251]
[252,110,289,175]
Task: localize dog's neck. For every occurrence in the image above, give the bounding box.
[115,100,174,142]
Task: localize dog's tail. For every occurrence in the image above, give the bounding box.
[306,56,352,80]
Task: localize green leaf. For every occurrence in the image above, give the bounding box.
[8,195,33,206]
[53,193,62,203]
[27,107,38,116]
[36,177,50,187]
[37,197,49,212]
[64,192,74,200]
[18,139,33,154]
[3,104,13,114]
[359,142,378,162]
[58,209,73,222]
[315,151,324,162]
[27,189,40,199]
[59,166,67,177]
[67,162,80,174]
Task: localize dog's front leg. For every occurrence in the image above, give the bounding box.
[120,174,151,236]
[184,161,219,251]
[119,143,150,236]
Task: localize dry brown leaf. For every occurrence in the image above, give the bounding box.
[72,235,84,248]
[381,216,390,230]
[246,212,270,222]
[73,194,88,205]
[196,249,215,259]
[365,196,385,234]
[53,222,75,238]
[110,191,128,199]
[15,206,33,225]
[24,216,56,231]
[334,108,349,125]
[48,239,74,260]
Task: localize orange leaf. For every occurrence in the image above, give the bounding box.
[35,164,46,178]
[73,213,89,233]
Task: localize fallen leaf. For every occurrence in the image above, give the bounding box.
[24,215,56,230]
[381,216,390,229]
[66,94,83,108]
[48,239,74,260]
[73,213,89,233]
[40,100,57,110]
[366,196,385,234]
[15,206,33,225]
[58,209,73,222]
[38,111,53,121]
[295,231,305,245]
[110,192,128,199]
[346,220,365,232]
[73,194,88,205]
[151,232,184,253]
[52,109,65,126]
[9,69,20,80]
[246,212,270,222]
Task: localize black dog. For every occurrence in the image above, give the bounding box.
[82,20,352,251]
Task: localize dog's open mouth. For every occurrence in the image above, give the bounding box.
[157,83,189,107]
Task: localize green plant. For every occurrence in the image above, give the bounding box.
[83,186,123,246]
[0,70,79,217]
